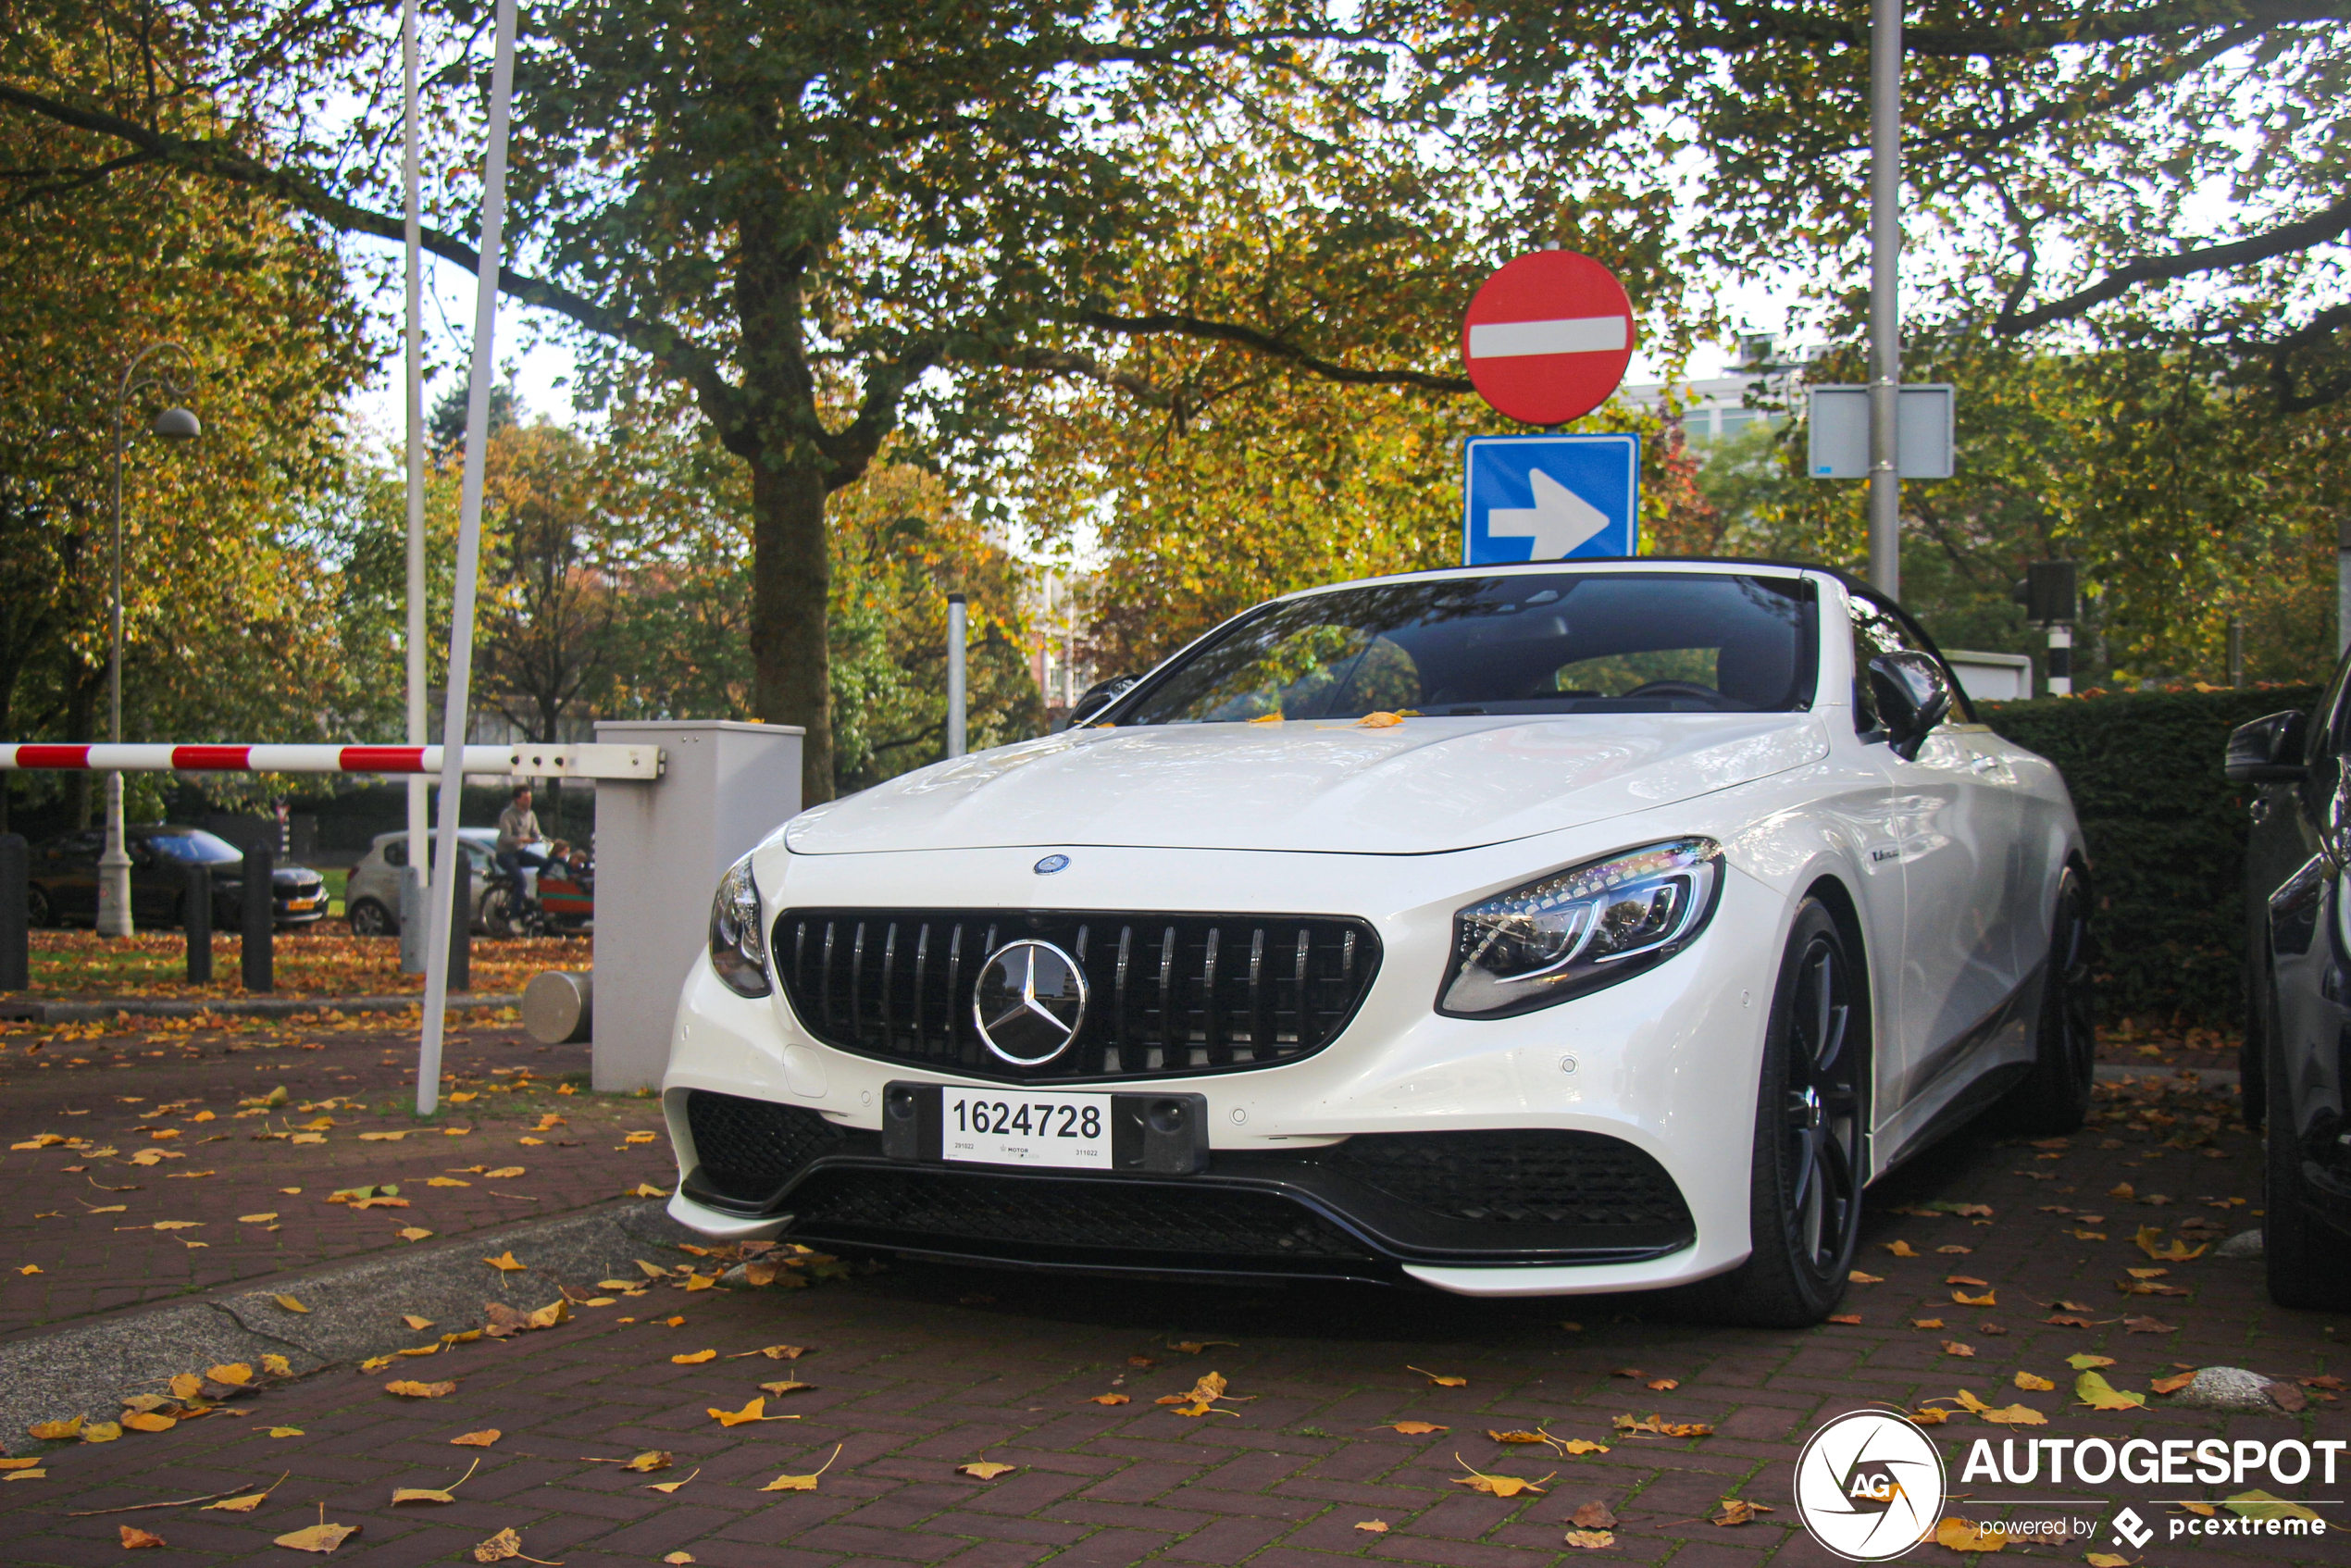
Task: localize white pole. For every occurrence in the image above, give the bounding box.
[946,593,967,758]
[419,0,516,1117]
[1867,0,1902,598]
[402,0,429,960]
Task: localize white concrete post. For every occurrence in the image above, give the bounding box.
[946,593,967,759]
[590,721,802,1092]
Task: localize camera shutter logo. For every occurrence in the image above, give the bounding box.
[973,940,1089,1065]
[1793,1410,1947,1562]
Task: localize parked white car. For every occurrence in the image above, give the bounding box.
[661,559,2090,1325]
[343,828,497,937]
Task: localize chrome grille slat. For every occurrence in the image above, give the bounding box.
[772,908,1381,1084]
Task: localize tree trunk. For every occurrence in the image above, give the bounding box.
[750,456,835,806]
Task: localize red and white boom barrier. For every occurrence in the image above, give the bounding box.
[0,742,662,781]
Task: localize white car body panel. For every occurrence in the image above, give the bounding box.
[662,560,2086,1297]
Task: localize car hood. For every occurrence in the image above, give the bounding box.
[784,713,1831,856]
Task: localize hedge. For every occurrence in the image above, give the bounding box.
[1978,682,2324,1028]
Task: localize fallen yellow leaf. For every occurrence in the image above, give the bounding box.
[957,1461,1016,1479]
[672,1349,716,1364]
[2013,1372,2056,1392]
[2074,1371,2146,1411]
[1934,1517,2008,1552]
[758,1443,841,1491]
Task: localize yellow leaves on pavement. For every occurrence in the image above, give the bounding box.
[1407,1365,1467,1387]
[1943,1341,1977,1358]
[384,1380,458,1400]
[427,1177,470,1188]
[11,1134,66,1150]
[482,1252,527,1273]
[1951,1289,1996,1308]
[84,1420,125,1442]
[707,1398,799,1427]
[452,1431,502,1447]
[274,1295,310,1313]
[120,1412,176,1434]
[956,1461,1016,1480]
[484,1167,525,1179]
[473,1527,565,1565]
[208,1363,253,1386]
[1885,1240,1920,1257]
[2085,1555,2132,1567]
[2067,1354,2115,1370]
[1559,1439,1611,1454]
[1354,1521,1389,1534]
[1934,1517,2009,1552]
[203,1475,287,1513]
[2133,1226,2208,1263]
[1847,1270,1885,1284]
[398,1228,434,1243]
[644,1468,703,1495]
[263,1354,293,1376]
[1712,1499,1773,1526]
[757,1379,815,1397]
[1377,1420,1446,1435]
[2108,1183,2133,1200]
[581,1451,671,1473]
[2074,1371,2146,1411]
[627,1183,672,1199]
[635,1260,670,1279]
[671,1349,716,1364]
[1912,1318,1947,1330]
[391,1458,479,1505]
[276,1521,362,1554]
[238,1213,278,1225]
[29,1416,82,1440]
[16,1265,41,1276]
[1487,1430,1560,1446]
[1613,1413,1714,1437]
[1563,1531,1614,1549]
[118,1525,168,1549]
[2013,1372,2056,1392]
[1087,1394,1129,1405]
[1940,1390,2046,1426]
[1450,1456,1550,1497]
[2149,1371,2197,1395]
[267,1428,305,1438]
[625,1132,657,1145]
[358,1131,410,1141]
[758,1444,842,1492]
[1154,1369,1250,1417]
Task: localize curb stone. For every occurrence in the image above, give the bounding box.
[0,1199,693,1455]
[0,992,521,1024]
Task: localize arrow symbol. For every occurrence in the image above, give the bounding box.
[1486,468,1611,557]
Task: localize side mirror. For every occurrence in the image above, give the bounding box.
[2224,709,2307,785]
[1068,674,1139,726]
[1866,651,1953,759]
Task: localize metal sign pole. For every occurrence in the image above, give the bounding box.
[419,0,516,1117]
[1867,0,1903,598]
[946,592,967,758]
[402,0,429,936]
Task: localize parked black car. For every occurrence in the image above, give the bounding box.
[2231,665,2351,1309]
[25,825,330,930]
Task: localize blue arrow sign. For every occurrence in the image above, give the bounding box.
[1462,433,1641,565]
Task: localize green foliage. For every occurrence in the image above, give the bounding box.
[1982,684,2324,1027]
[1733,342,2346,687]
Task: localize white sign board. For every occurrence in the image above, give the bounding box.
[1807,384,1956,479]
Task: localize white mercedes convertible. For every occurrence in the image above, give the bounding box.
[662,558,2090,1325]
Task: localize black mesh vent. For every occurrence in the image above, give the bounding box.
[1318,1130,1691,1229]
[785,1167,1375,1259]
[772,909,1381,1083]
[686,1089,857,1202]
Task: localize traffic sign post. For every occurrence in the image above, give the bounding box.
[1462,434,1641,564]
[1460,252,1637,427]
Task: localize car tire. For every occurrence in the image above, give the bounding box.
[1990,866,2096,1135]
[26,884,55,929]
[347,898,395,938]
[1671,897,1866,1328]
[479,882,521,940]
[2263,1032,2351,1310]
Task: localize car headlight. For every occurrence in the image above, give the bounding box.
[1439,838,1724,1018]
[707,852,771,998]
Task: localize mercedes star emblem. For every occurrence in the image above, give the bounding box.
[973,940,1089,1065]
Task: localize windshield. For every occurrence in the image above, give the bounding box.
[145,829,244,864]
[1113,571,1819,724]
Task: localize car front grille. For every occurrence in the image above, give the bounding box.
[771,909,1381,1083]
[1315,1130,1692,1229]
[686,1089,865,1202]
[784,1166,1376,1260]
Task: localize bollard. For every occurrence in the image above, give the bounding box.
[183,862,213,984]
[0,832,26,992]
[398,865,427,974]
[521,969,591,1044]
[447,875,470,993]
[241,843,273,992]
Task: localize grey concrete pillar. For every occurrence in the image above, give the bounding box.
[591,721,802,1092]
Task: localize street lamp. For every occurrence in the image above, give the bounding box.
[96,342,201,940]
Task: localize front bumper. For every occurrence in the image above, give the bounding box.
[661,841,1793,1296]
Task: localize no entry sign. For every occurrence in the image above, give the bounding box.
[1460,251,1636,426]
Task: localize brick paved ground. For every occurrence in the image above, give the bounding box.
[0,1009,665,1340]
[0,1059,2344,1565]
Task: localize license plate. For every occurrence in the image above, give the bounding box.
[940,1089,1113,1171]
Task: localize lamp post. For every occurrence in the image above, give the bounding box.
[97,342,201,939]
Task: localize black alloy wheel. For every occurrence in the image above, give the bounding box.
[27,884,55,928]
[1673,898,1866,1327]
[1993,868,2096,1134]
